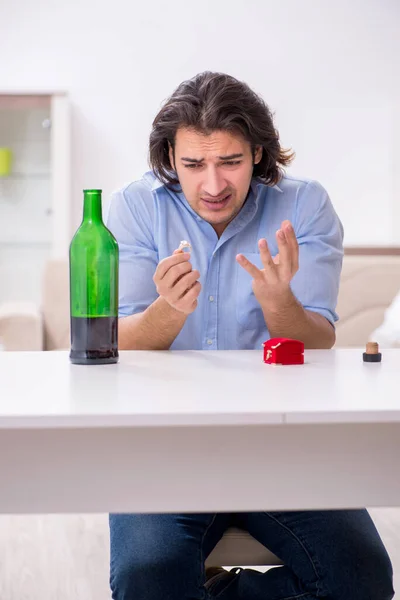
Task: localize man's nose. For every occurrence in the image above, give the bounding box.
[202,168,227,197]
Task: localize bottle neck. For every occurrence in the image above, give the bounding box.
[83,190,103,223]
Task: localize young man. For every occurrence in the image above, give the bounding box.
[106,72,394,599]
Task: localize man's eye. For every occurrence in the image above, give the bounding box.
[183,161,241,169]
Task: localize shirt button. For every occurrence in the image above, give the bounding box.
[209,295,214,302]
[207,339,213,345]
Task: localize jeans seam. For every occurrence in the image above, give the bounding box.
[262,512,324,597]
[199,514,218,597]
[213,574,317,600]
[211,575,315,600]
[280,595,314,600]
[213,571,238,599]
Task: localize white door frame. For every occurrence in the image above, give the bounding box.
[50,93,71,259]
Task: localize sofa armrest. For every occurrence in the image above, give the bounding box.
[336,255,400,347]
[0,302,43,351]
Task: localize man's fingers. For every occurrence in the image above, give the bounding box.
[173,270,201,300]
[161,261,193,290]
[258,238,275,271]
[236,254,261,279]
[174,281,202,313]
[182,281,201,303]
[282,220,299,271]
[156,252,191,281]
[276,228,292,279]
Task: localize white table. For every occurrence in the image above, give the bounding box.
[1,349,399,514]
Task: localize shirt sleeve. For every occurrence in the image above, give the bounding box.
[291,180,344,325]
[106,184,159,317]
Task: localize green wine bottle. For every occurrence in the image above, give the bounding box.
[69,189,119,365]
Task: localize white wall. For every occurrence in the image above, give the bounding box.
[1,0,399,246]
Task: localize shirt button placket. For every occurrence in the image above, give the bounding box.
[204,252,218,349]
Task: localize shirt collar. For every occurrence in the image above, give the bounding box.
[151,177,169,191]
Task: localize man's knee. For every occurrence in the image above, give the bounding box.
[326,534,394,600]
[110,553,159,599]
[356,541,394,600]
[110,551,189,599]
[109,513,206,599]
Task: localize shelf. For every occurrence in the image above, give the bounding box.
[0,95,51,110]
[0,93,70,260]
[0,173,50,181]
[0,242,51,247]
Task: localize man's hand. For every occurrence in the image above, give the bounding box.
[236,220,299,311]
[153,250,201,314]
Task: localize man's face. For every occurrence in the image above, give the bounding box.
[170,128,262,237]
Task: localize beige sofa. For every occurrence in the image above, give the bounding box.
[1,254,400,351]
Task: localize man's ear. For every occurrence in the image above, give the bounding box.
[254,145,263,165]
[168,142,175,170]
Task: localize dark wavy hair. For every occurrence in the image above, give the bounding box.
[149,71,294,188]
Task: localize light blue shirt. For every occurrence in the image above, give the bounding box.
[106,171,344,351]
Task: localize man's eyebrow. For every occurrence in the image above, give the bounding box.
[218,153,244,160]
[181,157,204,163]
[181,153,244,163]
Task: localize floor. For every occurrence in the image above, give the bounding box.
[0,509,399,599]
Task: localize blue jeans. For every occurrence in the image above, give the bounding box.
[109,510,394,599]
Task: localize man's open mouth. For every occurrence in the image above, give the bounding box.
[201,193,232,210]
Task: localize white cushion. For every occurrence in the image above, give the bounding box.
[0,302,43,351]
